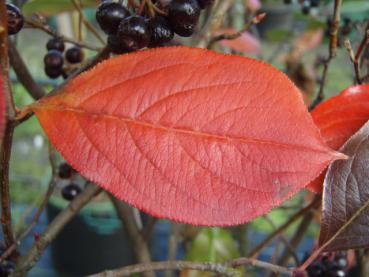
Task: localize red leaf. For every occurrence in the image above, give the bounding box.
[308,83,369,193]
[319,120,369,251]
[31,47,342,226]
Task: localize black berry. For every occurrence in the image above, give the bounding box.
[6,3,24,35]
[107,35,130,54]
[118,15,151,51]
[65,47,84,64]
[168,0,200,37]
[45,66,62,79]
[46,37,65,52]
[96,1,130,35]
[58,163,73,179]
[62,183,82,201]
[197,0,215,9]
[148,17,174,47]
[44,50,64,68]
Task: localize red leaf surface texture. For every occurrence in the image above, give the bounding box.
[31,47,341,225]
[308,83,369,193]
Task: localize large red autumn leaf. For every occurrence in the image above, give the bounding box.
[30,47,342,226]
[308,83,369,193]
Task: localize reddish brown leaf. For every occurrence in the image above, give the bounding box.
[319,120,369,251]
[308,83,369,193]
[31,47,342,226]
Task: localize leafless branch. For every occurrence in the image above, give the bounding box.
[196,0,235,48]
[25,18,101,51]
[8,40,45,100]
[88,255,295,277]
[111,197,154,277]
[208,13,266,48]
[11,184,102,276]
[309,0,342,110]
[248,196,321,258]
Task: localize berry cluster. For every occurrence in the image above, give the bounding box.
[44,37,84,79]
[6,3,24,35]
[96,0,214,54]
[305,252,348,277]
[58,163,82,201]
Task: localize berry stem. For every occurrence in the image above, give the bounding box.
[309,0,342,111]
[71,0,105,45]
[208,12,266,48]
[12,184,102,276]
[0,144,58,263]
[25,18,101,51]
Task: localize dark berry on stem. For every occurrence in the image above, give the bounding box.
[62,183,82,201]
[44,50,64,68]
[46,37,65,52]
[66,47,84,64]
[6,3,24,35]
[148,17,174,47]
[45,66,62,79]
[58,163,73,179]
[107,35,130,54]
[168,0,200,37]
[198,0,215,9]
[118,15,151,51]
[96,1,130,35]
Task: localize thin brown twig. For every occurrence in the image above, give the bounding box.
[89,260,239,277]
[88,256,294,277]
[343,39,361,84]
[11,184,102,277]
[208,13,266,48]
[25,18,101,51]
[8,40,45,100]
[299,194,369,271]
[165,223,181,277]
[263,215,300,265]
[309,0,342,111]
[141,217,158,241]
[0,2,18,257]
[0,144,58,263]
[70,0,105,45]
[248,196,321,258]
[110,197,154,277]
[275,209,316,272]
[196,0,235,48]
[229,257,293,276]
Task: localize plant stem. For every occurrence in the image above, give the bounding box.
[11,184,102,276]
[8,40,45,100]
[309,0,342,110]
[111,197,155,277]
[248,196,320,258]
